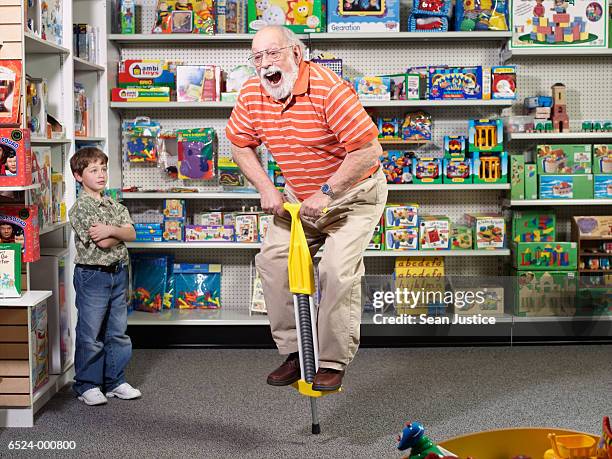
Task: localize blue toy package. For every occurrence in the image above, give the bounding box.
[122,117,161,163]
[454,0,509,31]
[412,0,451,17]
[174,263,221,309]
[429,66,483,100]
[327,0,400,33]
[131,254,173,312]
[408,15,449,32]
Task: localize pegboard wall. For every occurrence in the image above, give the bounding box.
[112,2,611,314]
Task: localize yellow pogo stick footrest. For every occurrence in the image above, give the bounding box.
[291,380,342,398]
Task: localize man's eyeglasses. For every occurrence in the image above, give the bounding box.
[248,46,293,67]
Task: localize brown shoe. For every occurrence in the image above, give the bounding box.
[312,368,345,391]
[266,352,301,386]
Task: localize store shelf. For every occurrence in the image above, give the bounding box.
[507,199,612,206]
[128,309,269,326]
[32,374,59,404]
[0,183,40,192]
[30,138,72,145]
[108,33,307,44]
[73,56,105,72]
[127,242,262,249]
[40,247,70,258]
[121,191,261,200]
[310,31,512,42]
[580,252,610,256]
[0,290,52,308]
[24,32,71,55]
[361,99,513,108]
[378,139,430,145]
[388,183,510,191]
[110,101,235,109]
[508,132,612,140]
[580,269,611,273]
[505,47,612,59]
[513,315,612,323]
[39,221,69,236]
[75,136,106,142]
[359,249,510,257]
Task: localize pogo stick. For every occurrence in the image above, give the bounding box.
[284,202,341,435]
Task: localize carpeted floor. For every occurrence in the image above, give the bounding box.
[0,345,610,458]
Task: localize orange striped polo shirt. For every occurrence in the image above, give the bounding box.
[225,60,379,201]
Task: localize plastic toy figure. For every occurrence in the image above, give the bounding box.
[397,422,451,459]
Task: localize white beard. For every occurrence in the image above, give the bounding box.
[259,61,299,101]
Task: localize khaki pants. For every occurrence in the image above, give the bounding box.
[255,168,387,371]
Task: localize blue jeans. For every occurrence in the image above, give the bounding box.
[73,264,132,395]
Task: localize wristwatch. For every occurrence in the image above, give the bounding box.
[320,183,335,199]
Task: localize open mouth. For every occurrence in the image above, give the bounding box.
[265,71,282,86]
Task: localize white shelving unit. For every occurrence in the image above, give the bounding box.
[74,136,106,143]
[508,132,612,141]
[122,191,261,200]
[309,31,512,41]
[387,184,510,191]
[30,138,72,145]
[23,31,70,55]
[507,199,612,207]
[73,56,105,72]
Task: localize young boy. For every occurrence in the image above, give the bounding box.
[69,147,140,406]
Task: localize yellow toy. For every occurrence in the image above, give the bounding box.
[284,202,340,435]
[292,0,312,24]
[544,433,598,459]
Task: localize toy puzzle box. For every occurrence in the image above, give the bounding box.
[511,0,609,48]
[247,0,326,33]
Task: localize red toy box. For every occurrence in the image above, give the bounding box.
[0,205,40,262]
[0,60,22,126]
[0,128,32,186]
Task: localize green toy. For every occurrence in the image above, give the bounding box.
[512,211,556,243]
[524,164,538,199]
[510,154,525,200]
[513,241,577,271]
[397,422,455,459]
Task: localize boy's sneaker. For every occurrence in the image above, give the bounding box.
[77,388,108,406]
[106,382,142,400]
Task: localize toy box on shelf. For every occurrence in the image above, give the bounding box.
[0,205,40,263]
[384,204,419,228]
[491,66,517,100]
[131,254,172,312]
[443,158,472,183]
[394,257,445,315]
[468,119,504,153]
[174,263,221,309]
[413,157,442,184]
[134,223,163,242]
[368,218,384,250]
[74,83,89,138]
[539,174,594,199]
[429,67,483,100]
[355,76,391,100]
[185,224,235,242]
[513,241,578,270]
[111,87,171,102]
[41,0,63,45]
[31,147,53,230]
[177,128,215,180]
[118,60,177,89]
[385,228,418,250]
[402,111,432,141]
[258,214,273,241]
[455,0,509,31]
[327,0,400,32]
[511,155,525,200]
[216,0,249,33]
[122,117,161,163]
[594,174,612,198]
[593,145,612,174]
[472,151,508,184]
[0,128,32,187]
[419,215,450,250]
[119,0,136,34]
[380,150,414,184]
[525,163,538,199]
[536,144,592,174]
[152,0,215,34]
[450,225,472,250]
[451,280,505,315]
[177,65,222,102]
[31,301,49,393]
[514,269,578,316]
[512,211,556,242]
[0,243,21,297]
[408,15,449,32]
[466,213,506,249]
[511,0,609,49]
[247,0,326,33]
[26,76,47,138]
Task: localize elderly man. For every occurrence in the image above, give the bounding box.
[226,25,387,391]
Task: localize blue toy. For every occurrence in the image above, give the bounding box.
[122,117,161,163]
[412,0,451,17]
[174,263,221,309]
[402,111,432,141]
[378,117,401,139]
[327,0,400,32]
[454,0,509,31]
[131,254,173,312]
[429,67,483,100]
[397,421,452,458]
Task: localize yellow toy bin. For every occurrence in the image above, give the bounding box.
[438,428,599,459]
